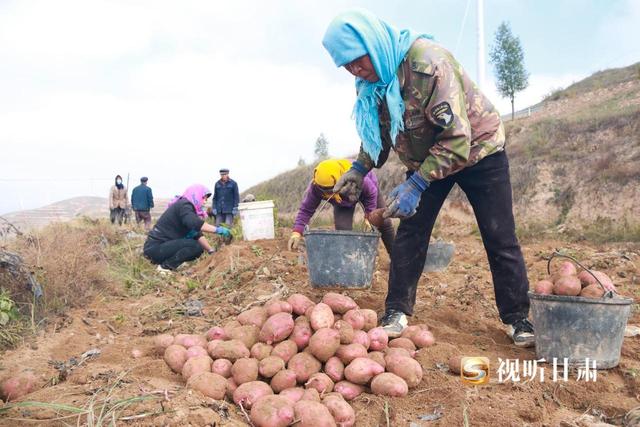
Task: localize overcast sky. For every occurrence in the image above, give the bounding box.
[1,0,639,214]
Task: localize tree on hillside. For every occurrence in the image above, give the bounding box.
[297,157,306,167]
[489,22,529,120]
[314,133,329,160]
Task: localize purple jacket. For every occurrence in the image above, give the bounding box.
[293,172,379,233]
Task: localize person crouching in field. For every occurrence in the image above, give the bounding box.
[143,184,232,273]
[287,158,395,255]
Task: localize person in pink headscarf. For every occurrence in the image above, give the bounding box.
[143,184,232,272]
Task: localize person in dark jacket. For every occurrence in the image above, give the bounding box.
[211,168,240,226]
[144,184,231,272]
[131,176,154,231]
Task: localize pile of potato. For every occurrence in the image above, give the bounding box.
[533,261,616,298]
[154,293,435,427]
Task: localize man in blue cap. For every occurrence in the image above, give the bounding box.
[131,176,154,231]
[211,168,239,226]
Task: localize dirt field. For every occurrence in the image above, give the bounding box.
[1,224,639,426]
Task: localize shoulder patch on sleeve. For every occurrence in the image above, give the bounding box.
[430,102,454,128]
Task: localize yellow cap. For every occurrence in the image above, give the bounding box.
[313,159,352,188]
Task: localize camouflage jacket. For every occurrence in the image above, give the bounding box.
[357,38,505,181]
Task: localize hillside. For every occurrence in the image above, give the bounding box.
[2,196,171,232]
[245,62,640,240]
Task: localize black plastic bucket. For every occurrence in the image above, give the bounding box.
[529,292,633,368]
[304,229,379,289]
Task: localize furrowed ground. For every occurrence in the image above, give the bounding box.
[0,216,639,426]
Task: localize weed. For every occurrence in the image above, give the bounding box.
[251,245,264,257]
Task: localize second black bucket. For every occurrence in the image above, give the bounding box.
[529,292,633,369]
[304,229,379,289]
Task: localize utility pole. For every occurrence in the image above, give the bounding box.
[476,0,485,90]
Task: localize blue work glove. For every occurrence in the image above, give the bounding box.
[216,226,231,238]
[384,172,430,219]
[333,161,367,203]
[232,207,239,216]
[212,208,218,216]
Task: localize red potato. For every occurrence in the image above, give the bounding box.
[305,305,315,318]
[370,373,408,397]
[164,344,188,373]
[389,337,417,351]
[259,356,285,378]
[310,303,335,330]
[359,309,378,331]
[301,388,321,402]
[271,369,298,393]
[368,327,389,351]
[448,355,463,375]
[272,340,298,363]
[385,347,415,361]
[287,294,315,315]
[553,275,582,296]
[324,357,345,382]
[154,334,174,355]
[323,395,356,427]
[534,280,554,295]
[209,339,250,361]
[321,293,358,314]
[182,355,212,380]
[174,334,208,349]
[580,284,606,298]
[305,373,334,394]
[591,271,616,292]
[342,310,365,330]
[266,300,293,316]
[1,371,38,402]
[233,381,274,409]
[309,328,341,362]
[408,330,435,348]
[344,357,384,385]
[292,316,313,350]
[251,343,273,360]
[232,358,259,385]
[400,324,428,339]
[186,372,227,400]
[226,377,238,400]
[205,326,227,341]
[367,351,386,369]
[131,349,143,359]
[250,395,295,427]
[332,320,355,345]
[335,344,368,365]
[287,352,322,383]
[223,320,242,337]
[352,330,370,350]
[212,359,233,378]
[552,261,578,281]
[578,270,598,287]
[294,401,337,427]
[279,387,306,403]
[385,356,423,387]
[260,312,295,345]
[237,307,269,328]
[186,346,208,359]
[231,324,261,349]
[333,381,365,401]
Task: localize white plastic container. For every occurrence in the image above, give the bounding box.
[238,200,275,241]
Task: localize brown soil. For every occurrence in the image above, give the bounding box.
[1,226,639,426]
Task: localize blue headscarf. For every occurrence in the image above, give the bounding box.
[322,9,430,163]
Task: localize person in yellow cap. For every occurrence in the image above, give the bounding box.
[288,158,394,254]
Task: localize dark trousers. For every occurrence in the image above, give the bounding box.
[334,192,395,255]
[110,207,125,225]
[143,239,204,270]
[135,211,152,230]
[215,213,234,226]
[385,150,529,325]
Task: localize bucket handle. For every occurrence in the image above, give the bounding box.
[305,193,375,234]
[546,251,615,298]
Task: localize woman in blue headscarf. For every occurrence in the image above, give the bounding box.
[323,9,533,347]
